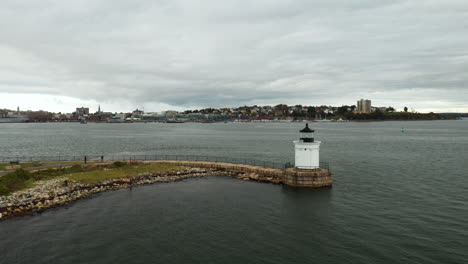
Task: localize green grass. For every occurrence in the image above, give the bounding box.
[0,165,88,196]
[0,169,35,196]
[32,165,85,181]
[0,163,185,196]
[0,163,7,171]
[65,163,184,184]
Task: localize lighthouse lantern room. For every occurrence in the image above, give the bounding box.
[294,123,321,169]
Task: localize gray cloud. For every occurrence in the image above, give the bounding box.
[1,0,467,112]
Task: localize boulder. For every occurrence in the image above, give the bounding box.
[249,174,259,180]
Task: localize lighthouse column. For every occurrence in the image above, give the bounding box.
[294,141,321,169]
[284,123,332,187]
[293,123,321,169]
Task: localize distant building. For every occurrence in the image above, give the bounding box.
[75,107,89,116]
[356,99,371,114]
[162,110,178,118]
[25,110,53,122]
[132,109,144,118]
[372,106,388,112]
[108,113,126,123]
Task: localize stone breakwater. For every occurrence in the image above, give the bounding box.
[0,161,332,220]
[151,161,332,187]
[0,167,222,220]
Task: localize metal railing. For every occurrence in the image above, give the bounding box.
[0,155,329,170]
[0,155,290,170]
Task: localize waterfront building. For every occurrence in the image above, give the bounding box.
[162,110,179,120]
[356,99,371,113]
[108,113,126,123]
[293,123,321,169]
[75,107,90,116]
[132,108,144,117]
[0,108,28,122]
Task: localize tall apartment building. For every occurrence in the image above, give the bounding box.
[356,99,371,114]
[75,107,90,116]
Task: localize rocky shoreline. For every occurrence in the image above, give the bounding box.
[0,167,278,220]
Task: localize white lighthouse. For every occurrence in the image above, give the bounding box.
[294,123,321,169]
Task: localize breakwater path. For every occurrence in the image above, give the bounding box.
[153,160,332,187]
[0,162,88,177]
[0,160,331,219]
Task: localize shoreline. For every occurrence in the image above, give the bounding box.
[1,159,332,220]
[0,167,284,220]
[0,117,462,124]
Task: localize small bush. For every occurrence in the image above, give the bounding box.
[0,184,9,196]
[12,169,32,181]
[113,161,128,168]
[0,169,33,196]
[32,168,56,180]
[69,165,84,172]
[0,163,8,171]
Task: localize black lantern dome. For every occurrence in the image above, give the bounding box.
[300,123,314,142]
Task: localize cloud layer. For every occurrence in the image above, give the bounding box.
[1,0,467,112]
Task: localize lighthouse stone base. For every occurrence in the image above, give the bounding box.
[283,168,332,187]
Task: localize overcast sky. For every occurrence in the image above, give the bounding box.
[1,0,467,113]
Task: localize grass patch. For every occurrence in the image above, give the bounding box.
[0,163,184,196]
[0,169,35,196]
[0,163,8,171]
[0,165,85,196]
[112,161,128,167]
[66,164,184,184]
[32,165,85,181]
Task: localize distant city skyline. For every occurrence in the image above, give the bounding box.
[1,1,467,113]
[4,101,458,123]
[0,93,463,114]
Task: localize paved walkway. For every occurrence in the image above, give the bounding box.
[0,162,86,177]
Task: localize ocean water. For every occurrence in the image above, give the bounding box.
[0,120,467,264]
